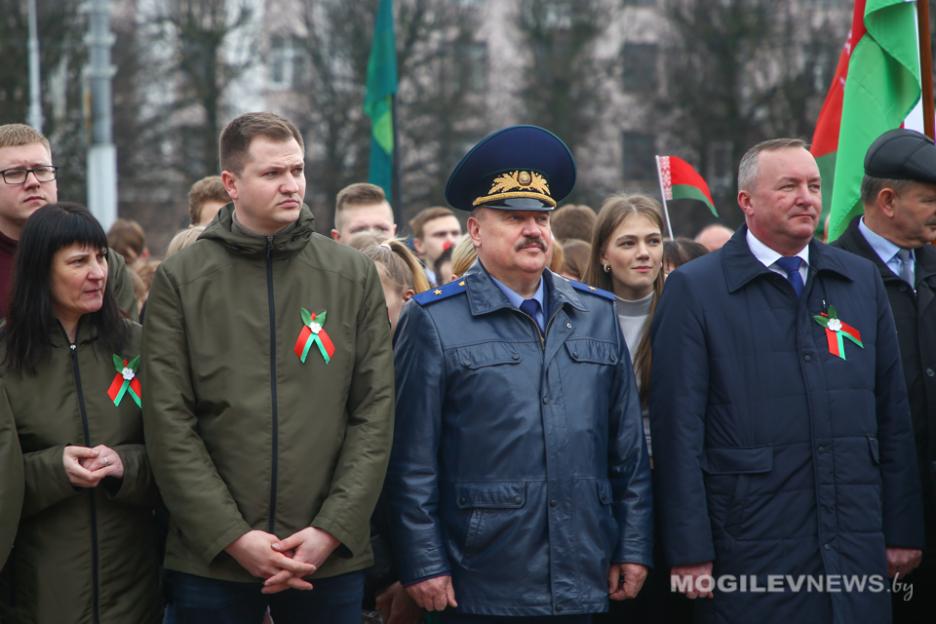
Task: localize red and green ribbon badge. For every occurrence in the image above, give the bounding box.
[813,305,863,360]
[294,308,335,364]
[107,354,142,408]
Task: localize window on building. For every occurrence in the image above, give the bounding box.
[621,131,657,181]
[540,1,573,29]
[458,41,488,93]
[620,42,658,92]
[707,141,734,192]
[269,35,306,89]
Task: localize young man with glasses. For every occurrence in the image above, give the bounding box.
[0,123,137,318]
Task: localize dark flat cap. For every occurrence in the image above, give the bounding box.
[445,125,576,212]
[864,128,936,184]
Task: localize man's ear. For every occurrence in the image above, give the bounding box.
[221,170,238,201]
[412,237,425,255]
[737,190,754,218]
[402,288,416,302]
[330,229,341,241]
[467,213,483,247]
[877,188,899,219]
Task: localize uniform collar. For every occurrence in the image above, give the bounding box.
[464,260,586,317]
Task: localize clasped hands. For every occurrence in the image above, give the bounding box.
[63,444,125,488]
[225,527,340,594]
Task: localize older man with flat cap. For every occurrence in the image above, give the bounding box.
[386,125,653,622]
[833,128,936,621]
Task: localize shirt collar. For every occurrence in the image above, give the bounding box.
[858,217,910,265]
[746,228,810,269]
[489,273,545,310]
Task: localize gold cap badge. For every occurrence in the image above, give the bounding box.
[472,170,554,208]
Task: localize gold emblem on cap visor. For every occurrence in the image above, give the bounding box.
[472,170,555,208]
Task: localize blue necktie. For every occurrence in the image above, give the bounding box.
[520,298,542,333]
[775,256,804,297]
[896,248,915,287]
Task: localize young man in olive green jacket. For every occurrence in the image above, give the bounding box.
[143,112,395,623]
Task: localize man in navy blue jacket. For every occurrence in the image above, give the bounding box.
[650,138,924,624]
[387,126,653,622]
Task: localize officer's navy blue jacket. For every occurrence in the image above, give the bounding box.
[387,262,653,616]
[650,227,924,624]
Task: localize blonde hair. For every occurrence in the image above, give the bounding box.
[165,225,206,258]
[450,236,478,278]
[360,239,430,295]
[0,123,50,152]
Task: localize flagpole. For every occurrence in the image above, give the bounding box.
[917,0,934,139]
[655,156,675,239]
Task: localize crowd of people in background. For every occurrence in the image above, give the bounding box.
[0,114,933,624]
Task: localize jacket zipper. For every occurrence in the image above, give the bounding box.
[520,309,558,350]
[68,341,101,624]
[265,238,279,534]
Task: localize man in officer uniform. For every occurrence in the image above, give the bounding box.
[386,125,653,622]
[832,128,936,621]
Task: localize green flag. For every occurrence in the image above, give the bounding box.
[825,0,920,241]
[364,0,398,200]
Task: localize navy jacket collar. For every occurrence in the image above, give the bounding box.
[722,225,856,294]
[464,260,587,318]
[839,215,936,285]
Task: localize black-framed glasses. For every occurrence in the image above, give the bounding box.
[0,165,57,184]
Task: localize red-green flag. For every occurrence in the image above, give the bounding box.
[363,0,398,200]
[811,0,921,241]
[656,155,717,217]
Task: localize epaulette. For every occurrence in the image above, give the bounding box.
[568,279,616,301]
[412,278,468,306]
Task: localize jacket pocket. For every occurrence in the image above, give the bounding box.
[564,339,618,365]
[701,447,773,475]
[454,482,527,567]
[701,447,773,539]
[453,343,521,370]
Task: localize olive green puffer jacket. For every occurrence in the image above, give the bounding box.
[0,320,161,624]
[143,204,394,583]
[0,402,22,571]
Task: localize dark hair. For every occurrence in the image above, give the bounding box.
[561,239,591,280]
[409,206,455,240]
[663,237,708,271]
[433,245,454,282]
[551,204,596,243]
[107,218,146,262]
[3,203,127,373]
[219,112,304,174]
[859,175,916,205]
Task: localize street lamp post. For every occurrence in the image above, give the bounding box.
[27,0,42,131]
[85,0,117,230]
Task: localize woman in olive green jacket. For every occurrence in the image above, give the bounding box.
[0,203,161,624]
[0,404,22,572]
